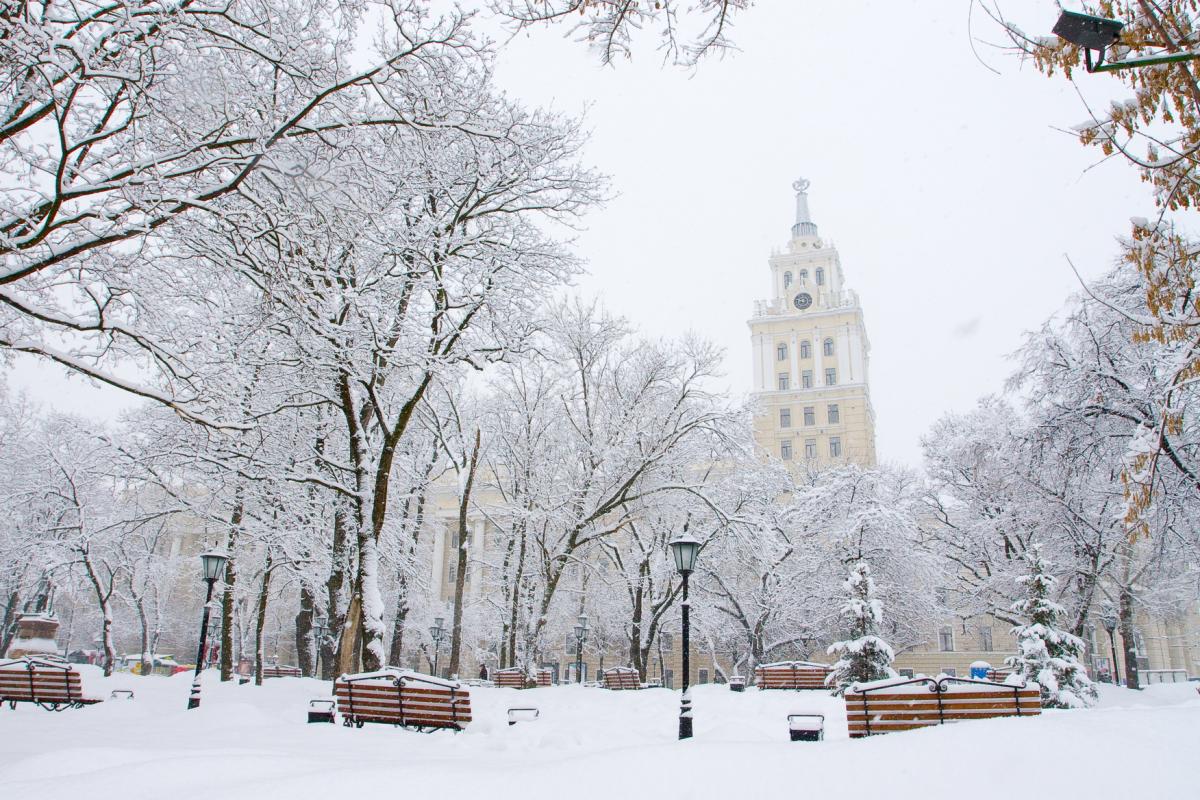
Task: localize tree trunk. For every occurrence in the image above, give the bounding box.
[447,429,481,678]
[220,507,242,681]
[336,594,362,676]
[1119,586,1140,690]
[323,503,351,679]
[1,589,20,655]
[136,596,151,676]
[254,553,273,686]
[295,584,315,677]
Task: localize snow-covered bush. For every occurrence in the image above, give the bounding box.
[825,561,897,695]
[1006,546,1098,709]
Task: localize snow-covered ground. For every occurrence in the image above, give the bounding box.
[0,668,1195,799]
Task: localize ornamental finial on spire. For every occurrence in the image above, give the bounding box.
[791,178,818,240]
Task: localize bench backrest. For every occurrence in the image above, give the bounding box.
[493,669,529,688]
[263,665,303,679]
[0,658,90,705]
[845,676,1040,738]
[602,668,640,690]
[334,670,471,730]
[754,662,831,689]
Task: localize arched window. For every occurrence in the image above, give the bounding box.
[823,337,834,357]
[783,271,792,289]
[815,267,825,286]
[800,340,811,359]
[776,343,787,361]
[799,269,809,285]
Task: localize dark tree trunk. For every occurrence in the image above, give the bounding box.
[254,552,273,686]
[324,503,352,679]
[220,503,243,682]
[447,429,481,678]
[1119,586,1140,690]
[0,590,19,655]
[295,584,315,677]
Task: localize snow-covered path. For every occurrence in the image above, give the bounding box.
[0,669,1195,799]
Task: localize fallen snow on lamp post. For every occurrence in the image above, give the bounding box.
[669,532,700,740]
[187,549,228,710]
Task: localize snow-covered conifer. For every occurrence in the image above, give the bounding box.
[1007,546,1098,709]
[825,561,897,695]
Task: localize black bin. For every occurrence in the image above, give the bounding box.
[308,699,336,724]
[788,713,824,742]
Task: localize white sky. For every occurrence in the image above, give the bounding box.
[6,1,1151,468]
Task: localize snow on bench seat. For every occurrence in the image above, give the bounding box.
[601,667,641,690]
[754,661,831,690]
[334,668,471,731]
[845,675,1040,738]
[0,657,102,710]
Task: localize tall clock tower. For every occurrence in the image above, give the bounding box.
[748,179,877,468]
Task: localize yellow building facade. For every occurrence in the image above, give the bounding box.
[749,179,876,468]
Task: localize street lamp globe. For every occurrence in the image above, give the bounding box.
[669,533,700,575]
[199,550,229,582]
[1101,614,1117,635]
[574,623,584,641]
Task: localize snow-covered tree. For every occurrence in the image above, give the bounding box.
[825,561,896,696]
[1007,546,1098,709]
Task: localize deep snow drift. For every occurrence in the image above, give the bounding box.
[0,668,1194,799]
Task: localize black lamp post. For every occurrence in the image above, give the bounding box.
[669,532,700,740]
[1102,612,1121,686]
[574,614,589,683]
[188,549,228,710]
[1051,10,1200,73]
[313,617,327,679]
[429,617,446,677]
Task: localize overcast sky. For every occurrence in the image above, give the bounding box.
[6,1,1151,468]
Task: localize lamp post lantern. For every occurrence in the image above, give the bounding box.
[574,614,589,683]
[1101,612,1121,686]
[669,532,700,740]
[188,549,228,710]
[429,617,446,678]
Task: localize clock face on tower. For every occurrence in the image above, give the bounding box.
[793,292,813,310]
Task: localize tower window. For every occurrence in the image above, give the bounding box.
[783,271,792,289]
[823,338,834,357]
[803,406,814,426]
[829,437,842,458]
[776,343,787,361]
[780,441,793,460]
[800,340,811,359]
[777,373,789,391]
[824,368,836,386]
[827,404,839,424]
[804,439,817,459]
[780,408,791,428]
[799,269,808,285]
[815,267,825,286]
[801,371,813,389]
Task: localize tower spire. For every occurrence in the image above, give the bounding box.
[791,178,819,240]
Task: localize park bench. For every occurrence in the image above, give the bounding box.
[262,664,303,679]
[601,666,641,690]
[754,661,832,689]
[493,667,552,688]
[0,656,102,711]
[986,668,1013,682]
[334,668,471,731]
[845,675,1040,738]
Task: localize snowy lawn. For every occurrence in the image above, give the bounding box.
[0,668,1195,799]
